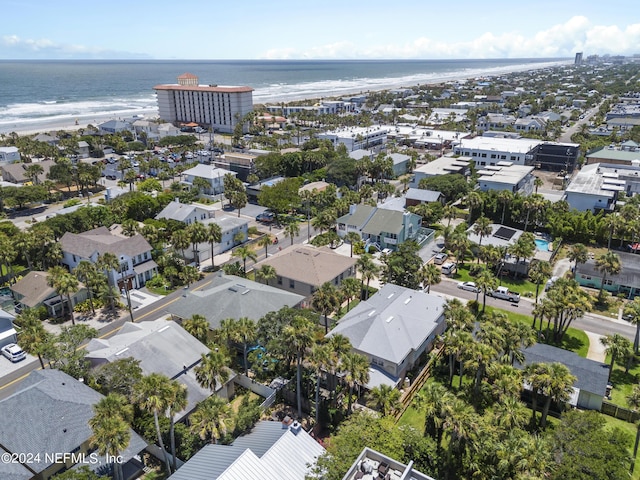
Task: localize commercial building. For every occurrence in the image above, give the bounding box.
[154,73,254,134]
[317,126,388,152]
[453,136,542,167]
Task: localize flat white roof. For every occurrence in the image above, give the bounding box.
[456,136,543,154]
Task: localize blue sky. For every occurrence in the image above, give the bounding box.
[1,0,639,60]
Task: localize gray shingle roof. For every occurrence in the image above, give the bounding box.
[0,370,146,475]
[164,274,304,329]
[518,343,609,396]
[328,284,445,365]
[85,320,214,419]
[155,201,200,222]
[60,227,152,258]
[405,188,443,203]
[9,271,56,307]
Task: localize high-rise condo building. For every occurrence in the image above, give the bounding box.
[574,52,583,65]
[154,73,254,134]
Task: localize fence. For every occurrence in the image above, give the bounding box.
[394,346,443,422]
[233,373,276,411]
[602,401,640,423]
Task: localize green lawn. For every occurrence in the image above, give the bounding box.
[452,265,542,297]
[482,306,590,357]
[605,352,640,408]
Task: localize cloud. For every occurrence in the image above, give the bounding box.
[259,16,640,59]
[0,35,150,59]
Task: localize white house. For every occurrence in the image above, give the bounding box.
[564,163,628,212]
[477,162,535,195]
[181,165,236,196]
[155,199,217,225]
[0,146,20,163]
[317,126,388,151]
[60,226,157,289]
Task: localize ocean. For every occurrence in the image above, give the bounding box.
[0,58,569,132]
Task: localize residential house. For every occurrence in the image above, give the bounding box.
[563,162,638,212]
[10,271,88,318]
[167,419,325,480]
[245,176,285,202]
[32,133,58,146]
[342,447,436,480]
[0,309,18,348]
[181,165,236,196]
[517,343,609,410]
[337,204,422,252]
[1,159,55,184]
[85,319,235,417]
[387,152,412,176]
[157,123,182,138]
[189,216,249,264]
[98,119,132,134]
[404,188,445,207]
[165,273,304,330]
[155,199,217,225]
[327,283,446,389]
[77,141,90,158]
[60,226,157,289]
[575,251,640,298]
[0,369,147,480]
[514,117,547,133]
[0,146,21,163]
[255,246,357,298]
[477,113,516,131]
[585,146,640,166]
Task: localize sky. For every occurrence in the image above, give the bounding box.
[1,0,639,60]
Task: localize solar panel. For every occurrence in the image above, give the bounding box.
[494,226,517,241]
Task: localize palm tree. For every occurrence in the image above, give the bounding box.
[131,373,173,473]
[540,363,576,427]
[231,245,257,276]
[284,219,300,246]
[466,191,483,224]
[16,309,51,369]
[255,264,277,285]
[206,223,223,269]
[415,263,439,294]
[534,176,544,194]
[167,381,188,472]
[449,232,470,269]
[257,234,272,260]
[344,232,361,257]
[182,314,210,344]
[0,234,17,285]
[341,351,370,414]
[475,268,498,313]
[74,261,99,315]
[624,296,640,353]
[47,266,79,324]
[595,251,621,302]
[472,216,493,258]
[283,315,315,418]
[367,384,401,417]
[312,282,340,334]
[89,413,130,480]
[567,243,588,278]
[309,343,334,426]
[187,222,208,267]
[601,333,633,382]
[356,253,379,300]
[194,349,231,392]
[170,229,191,262]
[528,260,552,306]
[225,317,257,375]
[97,252,120,290]
[497,190,514,225]
[189,396,232,444]
[339,277,361,312]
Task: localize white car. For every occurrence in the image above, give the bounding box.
[1,343,26,363]
[457,281,480,293]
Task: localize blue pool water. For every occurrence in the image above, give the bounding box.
[535,239,550,251]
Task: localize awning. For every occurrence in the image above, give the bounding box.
[365,365,400,390]
[0,328,17,342]
[133,260,158,275]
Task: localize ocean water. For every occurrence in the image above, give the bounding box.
[0,58,569,130]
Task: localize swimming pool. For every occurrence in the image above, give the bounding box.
[535,239,550,251]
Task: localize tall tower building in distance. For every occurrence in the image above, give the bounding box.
[574,52,583,65]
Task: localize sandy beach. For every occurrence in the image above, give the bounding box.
[1,59,570,137]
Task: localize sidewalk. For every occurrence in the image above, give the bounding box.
[584,330,606,362]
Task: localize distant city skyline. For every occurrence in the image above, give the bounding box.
[1,0,639,60]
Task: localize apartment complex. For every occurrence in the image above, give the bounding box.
[154,73,254,134]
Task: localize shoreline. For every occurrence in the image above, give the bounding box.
[0,59,571,137]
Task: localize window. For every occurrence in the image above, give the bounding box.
[277,276,282,285]
[289,279,295,288]
[481,153,487,158]
[490,154,496,159]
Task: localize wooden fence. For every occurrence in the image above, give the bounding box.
[602,401,640,423]
[394,346,443,422]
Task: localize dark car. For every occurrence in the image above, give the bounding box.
[106,174,117,180]
[256,211,275,223]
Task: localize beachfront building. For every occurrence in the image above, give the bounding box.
[267,100,355,116]
[453,136,542,167]
[0,146,20,163]
[317,126,388,152]
[154,73,254,134]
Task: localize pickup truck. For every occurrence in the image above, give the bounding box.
[487,286,520,303]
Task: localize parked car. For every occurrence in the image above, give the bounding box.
[458,281,480,293]
[2,343,26,362]
[434,252,448,265]
[487,286,521,303]
[441,262,457,275]
[106,174,117,180]
[545,276,559,291]
[256,211,275,223]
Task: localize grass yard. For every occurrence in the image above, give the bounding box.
[604,352,640,407]
[452,265,542,297]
